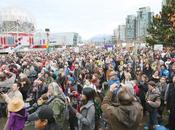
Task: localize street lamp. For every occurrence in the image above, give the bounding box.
[45,28,50,52]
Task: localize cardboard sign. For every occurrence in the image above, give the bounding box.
[154,44,163,51]
[74,47,80,53]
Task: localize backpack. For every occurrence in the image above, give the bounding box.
[48,96,69,129]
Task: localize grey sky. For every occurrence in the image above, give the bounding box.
[0,0,162,40]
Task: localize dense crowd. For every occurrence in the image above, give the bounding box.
[0,46,175,130]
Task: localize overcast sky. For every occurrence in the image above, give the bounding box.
[0,0,162,40]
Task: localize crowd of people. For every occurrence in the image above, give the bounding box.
[0,45,175,130]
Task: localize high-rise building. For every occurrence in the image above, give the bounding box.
[113,25,126,43]
[126,15,136,42]
[136,7,154,40]
[162,0,167,5]
[163,0,172,6]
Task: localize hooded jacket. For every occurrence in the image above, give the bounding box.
[76,100,95,130]
[101,91,143,130]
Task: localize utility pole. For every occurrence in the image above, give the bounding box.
[45,28,50,53]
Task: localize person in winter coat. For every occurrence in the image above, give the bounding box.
[151,70,160,83]
[1,82,23,104]
[138,74,149,115]
[101,83,143,130]
[33,105,62,130]
[143,63,153,80]
[18,74,31,101]
[1,82,24,130]
[166,75,175,130]
[145,81,161,130]
[27,93,48,121]
[157,76,168,123]
[68,87,96,130]
[47,82,69,130]
[7,98,28,130]
[31,77,48,101]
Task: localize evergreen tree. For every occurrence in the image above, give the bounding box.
[146,0,175,46]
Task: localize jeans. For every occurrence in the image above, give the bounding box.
[148,109,158,129]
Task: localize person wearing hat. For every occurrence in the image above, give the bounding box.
[7,98,28,130]
[101,83,143,130]
[31,105,62,130]
[1,82,24,130]
[145,81,161,130]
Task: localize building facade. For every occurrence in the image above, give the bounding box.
[162,0,167,5]
[0,7,35,48]
[49,32,80,46]
[126,15,136,42]
[136,7,154,40]
[113,25,126,43]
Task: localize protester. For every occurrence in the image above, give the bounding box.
[166,75,175,130]
[101,83,143,130]
[7,98,28,130]
[27,93,49,121]
[46,82,69,130]
[157,76,168,123]
[145,81,161,130]
[68,87,96,130]
[1,82,23,103]
[32,105,62,130]
[0,46,174,130]
[139,74,149,115]
[1,82,24,130]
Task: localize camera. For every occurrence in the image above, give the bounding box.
[0,87,9,94]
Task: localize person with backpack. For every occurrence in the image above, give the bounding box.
[101,83,143,130]
[68,87,96,130]
[46,82,69,130]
